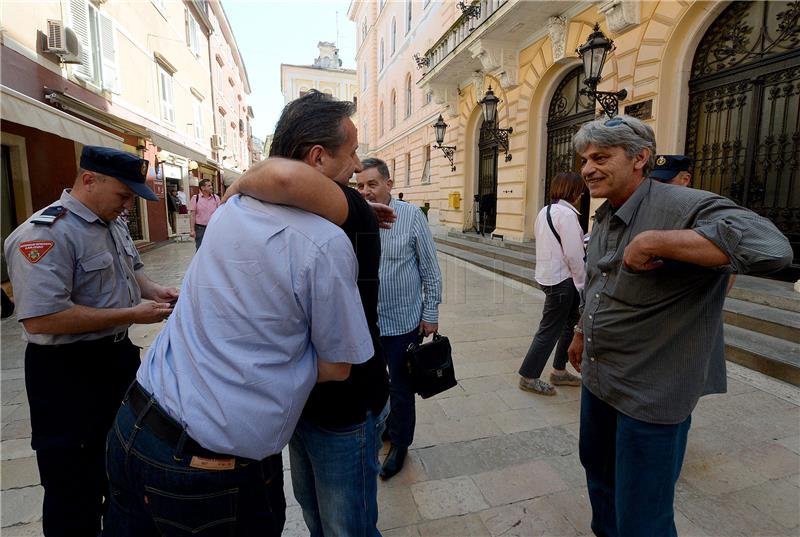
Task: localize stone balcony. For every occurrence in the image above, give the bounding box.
[417,0,583,115]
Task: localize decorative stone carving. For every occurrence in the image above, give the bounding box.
[471,72,484,103]
[547,16,569,63]
[426,82,459,118]
[468,39,519,89]
[597,0,640,34]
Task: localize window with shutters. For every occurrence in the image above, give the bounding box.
[405,152,411,186]
[69,0,118,92]
[391,18,396,55]
[379,103,384,136]
[219,116,228,147]
[186,10,200,57]
[405,0,412,35]
[405,75,412,118]
[158,64,175,124]
[391,90,397,129]
[192,97,203,141]
[379,39,384,71]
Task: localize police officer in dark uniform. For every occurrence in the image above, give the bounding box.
[3,146,179,536]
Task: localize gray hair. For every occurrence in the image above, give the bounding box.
[360,157,390,181]
[572,115,657,177]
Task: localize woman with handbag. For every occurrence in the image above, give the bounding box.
[518,172,586,395]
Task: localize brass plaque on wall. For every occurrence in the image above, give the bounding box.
[624,100,653,120]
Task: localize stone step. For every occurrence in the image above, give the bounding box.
[726,274,800,314]
[436,239,800,386]
[724,325,800,386]
[435,234,534,269]
[445,230,536,254]
[724,297,800,344]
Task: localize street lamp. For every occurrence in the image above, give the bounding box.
[432,114,457,172]
[478,85,513,162]
[576,23,627,118]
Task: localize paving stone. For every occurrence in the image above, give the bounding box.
[543,488,593,535]
[457,374,519,395]
[2,403,21,421]
[679,492,788,536]
[438,393,510,419]
[472,460,568,506]
[417,426,576,481]
[414,415,503,448]
[1,456,39,489]
[488,408,549,434]
[379,451,429,488]
[479,496,579,537]
[540,453,586,489]
[0,521,43,536]
[682,455,770,496]
[726,476,800,530]
[2,419,32,440]
[1,378,25,395]
[776,434,800,455]
[416,513,491,536]
[456,358,521,379]
[2,368,25,380]
[378,482,421,530]
[733,441,800,481]
[674,509,710,536]
[1,486,44,526]
[282,505,309,537]
[411,476,489,520]
[1,439,33,461]
[382,525,422,537]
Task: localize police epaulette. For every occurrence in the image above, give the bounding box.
[32,206,67,226]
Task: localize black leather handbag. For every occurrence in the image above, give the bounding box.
[405,333,457,399]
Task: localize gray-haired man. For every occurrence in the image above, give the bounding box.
[567,115,792,537]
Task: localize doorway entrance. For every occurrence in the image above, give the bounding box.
[545,66,595,231]
[686,1,800,280]
[477,119,499,235]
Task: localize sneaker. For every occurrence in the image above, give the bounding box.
[549,370,581,386]
[518,377,556,396]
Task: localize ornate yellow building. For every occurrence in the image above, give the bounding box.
[349,0,799,279]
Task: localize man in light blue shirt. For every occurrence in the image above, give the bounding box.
[104,191,373,536]
[356,157,442,480]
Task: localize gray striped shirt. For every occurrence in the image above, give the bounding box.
[377,197,442,336]
[581,179,792,424]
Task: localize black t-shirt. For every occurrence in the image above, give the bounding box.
[300,184,389,429]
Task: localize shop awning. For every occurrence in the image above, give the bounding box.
[147,129,208,163]
[1,85,123,148]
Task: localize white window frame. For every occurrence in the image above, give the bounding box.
[70,0,118,92]
[405,76,412,118]
[186,10,201,57]
[157,64,175,125]
[405,153,411,186]
[379,39,384,71]
[192,96,204,141]
[421,145,431,183]
[391,18,396,55]
[405,0,412,35]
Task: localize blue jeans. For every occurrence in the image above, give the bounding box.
[382,330,420,448]
[104,395,285,536]
[194,224,206,250]
[579,385,691,537]
[289,403,388,537]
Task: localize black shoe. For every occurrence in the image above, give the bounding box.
[380,445,407,481]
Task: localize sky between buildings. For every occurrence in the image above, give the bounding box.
[224,0,358,140]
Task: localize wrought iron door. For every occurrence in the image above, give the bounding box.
[686,1,800,279]
[126,199,144,241]
[478,120,499,234]
[546,66,595,231]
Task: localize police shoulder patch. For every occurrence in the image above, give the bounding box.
[19,240,55,264]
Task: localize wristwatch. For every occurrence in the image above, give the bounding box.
[573,324,584,335]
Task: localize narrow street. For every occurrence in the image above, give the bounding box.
[2,240,798,536]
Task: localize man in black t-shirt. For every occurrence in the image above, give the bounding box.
[223,90,390,536]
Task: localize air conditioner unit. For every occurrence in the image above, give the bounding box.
[210,134,224,150]
[45,20,81,63]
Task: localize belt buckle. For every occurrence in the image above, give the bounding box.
[113,331,126,343]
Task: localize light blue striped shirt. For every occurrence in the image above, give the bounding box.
[378,197,442,336]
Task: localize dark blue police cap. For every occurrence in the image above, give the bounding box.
[80,146,158,201]
[650,154,692,182]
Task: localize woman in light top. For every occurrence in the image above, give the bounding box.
[519,172,586,395]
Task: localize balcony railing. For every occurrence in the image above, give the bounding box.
[423,0,508,72]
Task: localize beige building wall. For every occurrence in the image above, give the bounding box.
[350,0,792,244]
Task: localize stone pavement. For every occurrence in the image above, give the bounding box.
[2,240,799,536]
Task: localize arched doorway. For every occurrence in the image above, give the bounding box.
[686,1,800,280]
[477,119,498,235]
[545,66,595,231]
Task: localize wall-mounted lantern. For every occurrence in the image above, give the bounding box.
[576,23,627,118]
[432,114,457,172]
[478,85,513,162]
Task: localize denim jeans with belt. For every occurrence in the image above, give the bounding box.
[382,330,420,448]
[103,394,286,536]
[579,385,691,537]
[289,402,389,537]
[519,278,580,379]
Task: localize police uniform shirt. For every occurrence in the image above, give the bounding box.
[4,189,143,345]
